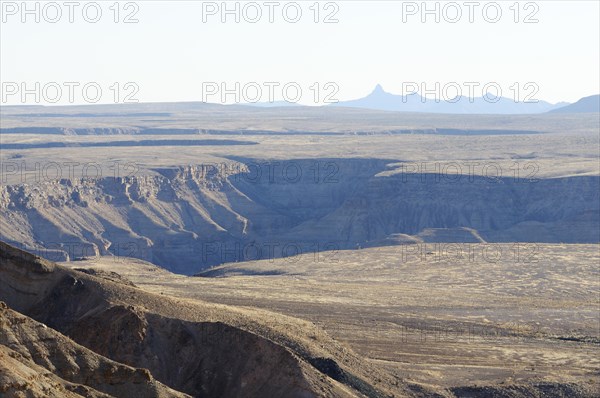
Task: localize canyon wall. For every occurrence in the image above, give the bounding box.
[1,159,597,274]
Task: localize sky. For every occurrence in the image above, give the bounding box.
[1,0,599,105]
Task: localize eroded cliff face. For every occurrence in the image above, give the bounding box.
[0,242,366,398]
[1,159,598,274]
[0,303,189,398]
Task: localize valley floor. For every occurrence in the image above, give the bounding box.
[64,243,600,394]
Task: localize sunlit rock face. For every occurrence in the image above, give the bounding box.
[1,159,598,274]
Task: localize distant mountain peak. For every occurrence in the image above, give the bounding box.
[550,94,599,113]
[333,85,572,114]
[371,84,386,95]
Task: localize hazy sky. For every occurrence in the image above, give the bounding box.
[1,0,599,105]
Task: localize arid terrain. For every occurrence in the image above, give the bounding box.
[2,105,599,273]
[63,243,600,394]
[1,103,599,397]
[1,240,598,397]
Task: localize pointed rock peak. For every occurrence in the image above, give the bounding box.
[371,84,386,95]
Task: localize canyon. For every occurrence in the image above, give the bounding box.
[1,158,597,274]
[1,104,598,397]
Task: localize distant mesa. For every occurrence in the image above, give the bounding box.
[549,94,600,113]
[245,100,299,108]
[1,139,258,150]
[333,84,569,114]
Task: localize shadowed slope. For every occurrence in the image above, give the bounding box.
[0,302,189,398]
[0,241,420,397]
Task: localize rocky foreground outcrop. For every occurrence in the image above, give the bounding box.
[0,242,597,397]
[0,302,189,398]
[0,241,409,397]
